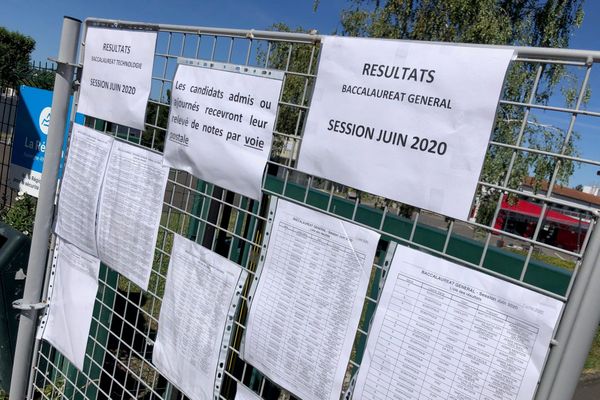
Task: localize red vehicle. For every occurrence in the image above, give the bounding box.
[494,195,589,252]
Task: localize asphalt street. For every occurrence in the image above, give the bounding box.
[573,379,600,399]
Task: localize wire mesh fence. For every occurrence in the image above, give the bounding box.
[0,61,57,211]
[23,18,600,400]
[0,84,18,210]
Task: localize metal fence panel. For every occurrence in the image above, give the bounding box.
[0,61,57,211]
[19,17,600,400]
[0,85,18,210]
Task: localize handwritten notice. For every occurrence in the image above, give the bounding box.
[163,61,283,200]
[78,27,156,129]
[298,36,514,220]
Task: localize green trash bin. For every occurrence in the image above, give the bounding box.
[0,222,31,393]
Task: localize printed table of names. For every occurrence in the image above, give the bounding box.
[243,199,380,400]
[353,246,562,400]
[248,221,365,395]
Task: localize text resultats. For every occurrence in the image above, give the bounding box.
[329,63,455,156]
[353,63,451,108]
[169,80,270,150]
[88,42,141,95]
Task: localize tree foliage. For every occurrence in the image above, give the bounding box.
[340,0,583,48]
[0,27,36,87]
[329,0,585,223]
[260,23,320,166]
[0,193,36,236]
[144,89,171,152]
[25,67,56,90]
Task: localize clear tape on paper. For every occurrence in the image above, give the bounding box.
[239,196,277,359]
[35,243,59,340]
[347,243,396,399]
[177,57,285,81]
[378,242,397,299]
[246,196,278,308]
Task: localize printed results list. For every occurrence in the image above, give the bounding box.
[361,273,538,400]
[247,221,366,398]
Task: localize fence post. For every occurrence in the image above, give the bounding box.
[9,16,81,399]
[535,217,600,400]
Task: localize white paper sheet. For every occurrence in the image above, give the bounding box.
[352,245,563,400]
[39,238,100,371]
[242,199,380,400]
[78,27,156,129]
[96,140,169,290]
[298,36,514,220]
[163,62,282,200]
[235,384,262,400]
[153,234,245,400]
[55,124,113,256]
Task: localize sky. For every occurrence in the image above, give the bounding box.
[0,0,347,61]
[1,0,599,187]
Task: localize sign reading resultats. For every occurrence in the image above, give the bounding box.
[298,36,514,220]
[78,27,156,129]
[163,61,283,200]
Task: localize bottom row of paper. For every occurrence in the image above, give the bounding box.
[38,198,563,400]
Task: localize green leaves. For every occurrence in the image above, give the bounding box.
[0,193,37,236]
[0,27,36,87]
[339,0,586,224]
[340,0,584,50]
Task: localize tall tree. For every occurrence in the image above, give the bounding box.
[336,0,585,223]
[0,27,36,87]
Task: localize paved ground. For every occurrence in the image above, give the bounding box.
[574,379,600,399]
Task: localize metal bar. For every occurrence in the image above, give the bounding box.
[536,217,600,400]
[86,18,321,44]
[478,181,600,216]
[514,57,587,66]
[25,234,58,399]
[10,16,81,400]
[502,64,544,184]
[488,141,600,167]
[499,99,600,117]
[84,17,600,62]
[543,59,592,200]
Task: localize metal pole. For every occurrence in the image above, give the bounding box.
[9,16,81,399]
[536,216,600,400]
[86,16,600,62]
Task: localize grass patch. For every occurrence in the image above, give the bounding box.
[583,327,600,376]
[506,248,577,271]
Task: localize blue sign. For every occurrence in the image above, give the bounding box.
[9,86,83,196]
